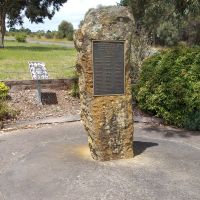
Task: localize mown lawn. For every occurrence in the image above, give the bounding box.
[0,40,77,80]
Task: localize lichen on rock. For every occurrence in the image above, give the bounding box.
[74,6,134,161]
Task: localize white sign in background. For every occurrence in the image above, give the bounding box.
[28,62,49,80]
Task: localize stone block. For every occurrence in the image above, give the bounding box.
[74,6,134,161]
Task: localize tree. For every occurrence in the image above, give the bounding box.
[119,0,200,45]
[0,0,68,48]
[119,0,150,30]
[58,20,74,40]
[9,27,19,32]
[157,21,179,46]
[45,30,54,39]
[19,27,32,34]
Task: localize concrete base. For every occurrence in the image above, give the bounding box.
[0,122,200,200]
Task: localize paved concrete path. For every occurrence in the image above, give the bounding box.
[27,39,74,48]
[0,122,200,200]
[5,37,74,48]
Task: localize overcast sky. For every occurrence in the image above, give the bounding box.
[20,0,120,32]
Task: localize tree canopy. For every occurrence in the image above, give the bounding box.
[0,0,68,47]
[119,0,200,46]
[58,20,74,40]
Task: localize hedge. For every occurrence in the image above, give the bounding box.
[136,46,200,130]
[0,82,9,99]
[0,83,16,126]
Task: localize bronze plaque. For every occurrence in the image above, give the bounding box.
[93,41,125,96]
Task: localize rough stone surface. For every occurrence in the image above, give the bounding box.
[74,6,134,161]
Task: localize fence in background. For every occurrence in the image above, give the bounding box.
[0,66,76,81]
[2,78,78,92]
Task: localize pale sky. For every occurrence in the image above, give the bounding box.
[20,0,120,32]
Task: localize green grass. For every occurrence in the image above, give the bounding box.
[0,40,77,80]
[29,36,73,44]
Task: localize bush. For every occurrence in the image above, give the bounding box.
[58,20,74,41]
[0,101,8,126]
[55,31,63,39]
[157,22,179,46]
[15,33,27,43]
[0,83,16,128]
[36,34,42,39]
[71,75,79,98]
[0,82,9,99]
[44,31,54,39]
[71,82,79,98]
[136,45,200,130]
[184,111,200,131]
[66,32,73,41]
[0,100,17,127]
[0,101,11,119]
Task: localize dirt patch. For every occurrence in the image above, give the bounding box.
[3,90,163,128]
[6,89,80,123]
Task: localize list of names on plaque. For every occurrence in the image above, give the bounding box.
[93,41,125,96]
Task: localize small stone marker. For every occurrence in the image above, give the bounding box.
[74,6,134,161]
[28,61,48,104]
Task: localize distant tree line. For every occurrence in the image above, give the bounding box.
[119,0,200,46]
[6,20,74,41]
[0,0,68,48]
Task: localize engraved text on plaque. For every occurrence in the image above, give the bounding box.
[93,41,125,96]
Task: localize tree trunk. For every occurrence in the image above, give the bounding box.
[0,10,6,48]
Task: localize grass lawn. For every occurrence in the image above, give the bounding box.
[0,40,77,80]
[29,36,73,44]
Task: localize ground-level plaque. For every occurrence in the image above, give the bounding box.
[93,41,125,96]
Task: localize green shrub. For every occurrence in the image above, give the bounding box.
[0,101,8,128]
[0,101,10,119]
[0,82,9,99]
[44,31,54,39]
[55,31,64,39]
[184,111,200,131]
[0,83,16,128]
[157,22,179,46]
[37,34,42,39]
[0,100,17,124]
[67,33,73,41]
[71,79,79,98]
[136,45,200,130]
[15,33,27,43]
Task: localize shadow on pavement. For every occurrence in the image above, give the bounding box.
[143,126,200,138]
[134,141,158,156]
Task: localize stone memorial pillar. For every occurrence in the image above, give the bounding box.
[74,6,134,161]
